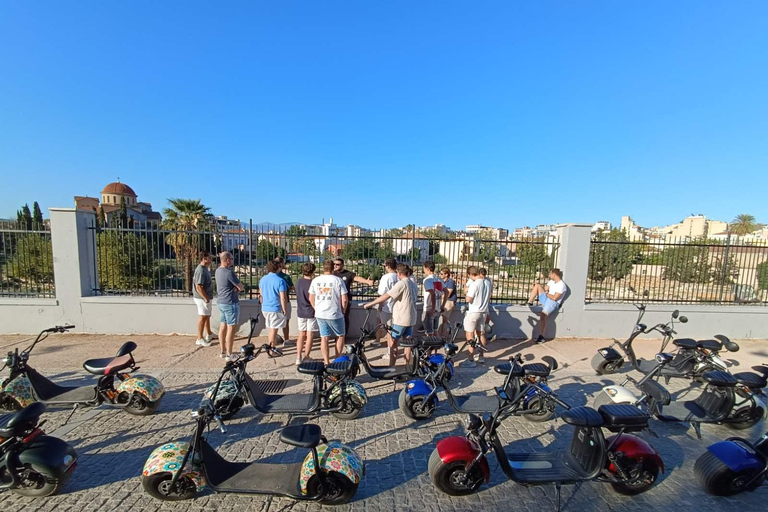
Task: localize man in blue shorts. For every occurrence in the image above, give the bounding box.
[309,260,348,365]
[363,263,417,367]
[215,251,244,361]
[524,268,567,344]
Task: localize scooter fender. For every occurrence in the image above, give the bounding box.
[706,439,766,473]
[597,347,624,363]
[17,435,78,483]
[606,434,665,474]
[435,435,490,483]
[404,379,438,404]
[600,385,639,404]
[204,379,241,403]
[142,441,206,491]
[1,374,36,407]
[299,441,364,494]
[328,380,369,405]
[524,382,553,406]
[115,375,165,402]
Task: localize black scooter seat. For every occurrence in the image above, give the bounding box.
[522,363,550,377]
[673,338,697,350]
[325,359,353,377]
[701,371,737,387]
[83,354,133,375]
[494,362,524,377]
[297,360,325,376]
[733,372,767,390]
[597,404,648,432]
[416,336,445,348]
[561,406,604,427]
[279,424,322,448]
[399,338,421,349]
[0,402,46,437]
[696,339,722,351]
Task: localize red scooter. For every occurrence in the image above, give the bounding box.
[428,402,663,511]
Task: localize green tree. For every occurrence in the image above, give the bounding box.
[97,231,155,291]
[17,204,32,230]
[386,228,404,237]
[757,260,768,291]
[476,229,499,263]
[730,214,757,236]
[517,238,553,272]
[97,205,106,228]
[710,253,740,285]
[32,202,44,229]
[285,225,308,253]
[588,229,641,282]
[119,196,128,228]
[433,254,448,265]
[162,199,214,292]
[256,239,286,262]
[661,243,711,283]
[7,234,54,286]
[343,237,381,261]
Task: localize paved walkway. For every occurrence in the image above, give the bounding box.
[0,332,766,511]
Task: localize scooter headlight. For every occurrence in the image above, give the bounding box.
[599,349,609,356]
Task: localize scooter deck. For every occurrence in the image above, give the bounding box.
[28,369,98,403]
[203,443,305,496]
[636,359,689,377]
[366,365,408,380]
[506,452,590,484]
[452,394,500,413]
[247,377,319,413]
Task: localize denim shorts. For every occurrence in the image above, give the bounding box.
[317,317,346,337]
[539,293,560,315]
[218,303,240,326]
[391,324,413,340]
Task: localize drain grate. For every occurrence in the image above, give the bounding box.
[254,380,288,394]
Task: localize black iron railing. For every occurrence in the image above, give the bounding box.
[0,227,55,298]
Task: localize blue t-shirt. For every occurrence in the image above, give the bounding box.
[259,272,288,313]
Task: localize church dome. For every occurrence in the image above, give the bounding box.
[101,181,137,197]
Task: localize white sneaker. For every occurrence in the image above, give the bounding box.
[220,352,226,359]
[205,333,217,342]
[196,338,211,347]
[296,357,303,365]
[473,354,485,364]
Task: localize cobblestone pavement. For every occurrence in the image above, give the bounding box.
[0,332,766,511]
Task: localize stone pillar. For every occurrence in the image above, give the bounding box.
[49,208,98,327]
[553,224,592,335]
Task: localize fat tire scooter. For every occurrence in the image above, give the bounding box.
[694,428,768,496]
[142,360,364,504]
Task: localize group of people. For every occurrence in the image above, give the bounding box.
[191,250,568,365]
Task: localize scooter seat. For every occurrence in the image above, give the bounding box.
[279,424,322,448]
[701,371,737,388]
[325,359,353,377]
[297,360,325,376]
[560,406,604,427]
[399,338,421,349]
[494,362,524,377]
[0,402,46,438]
[696,339,722,351]
[638,379,671,406]
[522,363,550,377]
[82,354,133,375]
[597,404,648,432]
[417,336,445,348]
[733,372,767,390]
[673,338,697,349]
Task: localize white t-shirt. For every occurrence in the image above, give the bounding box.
[484,277,493,305]
[466,278,489,313]
[309,274,347,320]
[377,272,399,313]
[422,273,444,312]
[547,279,567,304]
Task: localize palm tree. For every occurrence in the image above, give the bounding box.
[162,199,214,292]
[730,214,757,237]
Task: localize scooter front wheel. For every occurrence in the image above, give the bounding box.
[142,473,197,501]
[123,393,161,416]
[428,449,482,496]
[214,396,244,421]
[398,390,435,420]
[307,471,359,505]
[0,394,22,412]
[522,397,555,422]
[330,395,364,420]
[726,408,764,430]
[610,459,660,496]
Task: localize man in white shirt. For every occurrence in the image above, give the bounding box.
[421,261,443,335]
[524,268,567,344]
[309,260,349,364]
[375,258,399,350]
[479,268,495,342]
[462,266,488,367]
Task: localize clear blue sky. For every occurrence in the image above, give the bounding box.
[1,1,766,230]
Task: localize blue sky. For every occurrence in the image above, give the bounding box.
[1,1,766,230]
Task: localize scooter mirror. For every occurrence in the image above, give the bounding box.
[679,316,688,323]
[671,310,679,319]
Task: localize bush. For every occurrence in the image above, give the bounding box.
[758,260,768,290]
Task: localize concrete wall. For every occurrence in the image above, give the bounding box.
[0,211,766,339]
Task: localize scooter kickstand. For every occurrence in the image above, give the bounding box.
[692,422,702,440]
[554,482,562,512]
[63,403,80,425]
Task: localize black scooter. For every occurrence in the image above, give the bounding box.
[142,363,364,504]
[0,402,78,497]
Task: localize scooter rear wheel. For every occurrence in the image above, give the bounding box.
[726,408,764,430]
[610,459,660,496]
[331,395,364,420]
[214,396,244,421]
[10,462,66,497]
[522,397,555,422]
[428,449,482,496]
[123,393,161,416]
[399,390,435,420]
[591,353,620,375]
[0,394,22,412]
[695,449,765,496]
[307,471,359,505]
[142,473,197,501]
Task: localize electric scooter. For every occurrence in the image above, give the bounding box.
[204,319,367,420]
[0,402,78,497]
[428,402,663,511]
[694,430,768,496]
[142,364,364,504]
[0,325,165,415]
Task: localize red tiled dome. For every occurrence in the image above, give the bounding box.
[101,182,137,196]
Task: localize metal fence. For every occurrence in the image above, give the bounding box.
[90,221,560,303]
[0,227,55,298]
[587,235,768,305]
